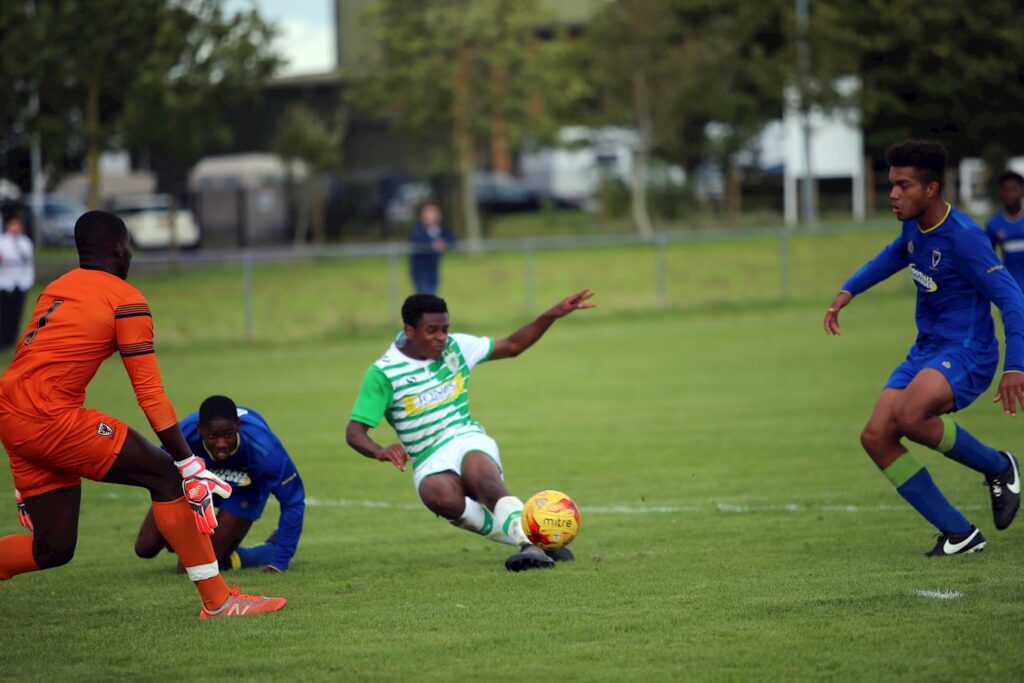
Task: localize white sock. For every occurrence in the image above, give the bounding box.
[493,495,529,546]
[453,497,517,546]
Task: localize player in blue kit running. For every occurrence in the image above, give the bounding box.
[824,141,1022,557]
[986,170,1024,288]
[134,396,305,572]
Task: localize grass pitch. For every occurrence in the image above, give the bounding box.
[2,230,1024,681]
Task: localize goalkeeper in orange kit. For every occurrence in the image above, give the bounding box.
[0,210,285,619]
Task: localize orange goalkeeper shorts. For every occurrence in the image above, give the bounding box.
[1,408,128,498]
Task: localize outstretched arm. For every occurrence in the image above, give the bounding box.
[490,289,596,361]
[839,234,909,299]
[825,234,908,337]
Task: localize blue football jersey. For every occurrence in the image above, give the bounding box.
[842,205,1024,371]
[986,211,1024,289]
[177,406,305,570]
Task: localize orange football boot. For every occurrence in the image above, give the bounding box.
[199,585,287,619]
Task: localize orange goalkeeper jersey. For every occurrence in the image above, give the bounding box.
[0,268,177,432]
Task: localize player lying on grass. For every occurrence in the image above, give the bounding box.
[0,211,285,618]
[134,395,305,573]
[346,291,594,571]
[825,141,1022,557]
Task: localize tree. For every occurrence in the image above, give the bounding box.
[121,0,281,195]
[272,104,345,244]
[0,0,279,204]
[353,0,566,247]
[849,0,1024,164]
[578,0,790,230]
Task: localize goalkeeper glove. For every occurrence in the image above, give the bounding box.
[14,489,32,531]
[175,456,232,535]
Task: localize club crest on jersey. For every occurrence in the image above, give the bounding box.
[908,240,914,255]
[97,422,114,437]
[402,374,465,415]
[931,249,942,270]
[909,265,938,292]
[445,354,461,374]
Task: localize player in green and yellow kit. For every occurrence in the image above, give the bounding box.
[346,290,594,571]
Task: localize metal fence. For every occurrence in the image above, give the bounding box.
[31,221,900,345]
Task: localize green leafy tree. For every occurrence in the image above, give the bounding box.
[272,104,345,244]
[0,0,279,204]
[121,0,281,195]
[850,0,1024,166]
[577,0,790,229]
[353,0,566,247]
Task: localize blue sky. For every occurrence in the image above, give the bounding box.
[228,0,334,76]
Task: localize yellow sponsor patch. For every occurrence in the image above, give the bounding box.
[909,265,938,292]
[213,469,252,487]
[402,374,465,415]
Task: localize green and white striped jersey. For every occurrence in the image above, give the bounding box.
[350,333,494,468]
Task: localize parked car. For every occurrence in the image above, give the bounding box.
[475,172,542,214]
[39,195,88,247]
[109,194,200,250]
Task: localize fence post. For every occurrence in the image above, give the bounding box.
[778,228,790,300]
[523,244,535,315]
[242,251,254,340]
[655,235,668,307]
[387,247,400,316]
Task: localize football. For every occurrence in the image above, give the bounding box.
[521,490,581,549]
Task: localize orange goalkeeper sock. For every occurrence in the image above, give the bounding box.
[0,534,39,580]
[151,498,230,611]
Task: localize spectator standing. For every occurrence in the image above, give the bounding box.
[0,212,34,348]
[409,203,457,295]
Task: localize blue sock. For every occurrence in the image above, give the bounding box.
[884,453,972,533]
[234,542,275,568]
[937,416,1007,476]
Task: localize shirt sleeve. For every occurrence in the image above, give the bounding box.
[841,232,909,297]
[263,440,304,571]
[953,227,1024,372]
[115,295,177,432]
[451,333,494,369]
[350,366,393,427]
[409,224,429,246]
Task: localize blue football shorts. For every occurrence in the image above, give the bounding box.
[885,343,999,410]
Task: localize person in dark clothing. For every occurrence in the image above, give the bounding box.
[409,203,457,295]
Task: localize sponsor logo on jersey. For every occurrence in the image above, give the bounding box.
[402,374,465,415]
[97,422,114,437]
[909,265,938,292]
[1003,239,1024,254]
[212,469,252,487]
[988,264,1006,273]
[931,249,942,269]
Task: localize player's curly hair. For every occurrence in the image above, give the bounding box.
[999,170,1024,186]
[886,140,946,190]
[199,395,238,425]
[402,294,447,327]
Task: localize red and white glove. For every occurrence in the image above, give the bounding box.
[14,489,32,531]
[175,456,232,535]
